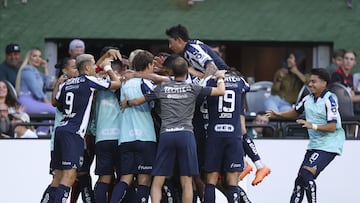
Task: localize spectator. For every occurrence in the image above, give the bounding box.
[0,43,22,86]
[331,50,360,105]
[0,80,22,113]
[11,112,38,138]
[0,103,11,138]
[68,39,85,58]
[326,49,345,73]
[264,51,309,112]
[247,111,271,138]
[15,48,55,114]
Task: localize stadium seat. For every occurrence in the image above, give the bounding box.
[245,81,273,115]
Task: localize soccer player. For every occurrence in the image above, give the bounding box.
[51,54,122,203]
[203,68,251,203]
[122,55,226,203]
[166,24,229,200]
[40,57,78,203]
[267,68,345,203]
[110,50,158,203]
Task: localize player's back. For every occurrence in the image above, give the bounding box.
[206,74,249,137]
[56,74,109,137]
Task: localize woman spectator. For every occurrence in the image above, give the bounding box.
[264,51,309,112]
[0,80,22,113]
[15,48,55,114]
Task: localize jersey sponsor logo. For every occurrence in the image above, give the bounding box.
[63,112,76,118]
[214,124,234,132]
[230,162,242,168]
[165,127,185,132]
[138,165,152,170]
[62,161,71,165]
[101,128,120,136]
[164,86,191,93]
[65,85,80,91]
[65,77,85,85]
[166,94,189,99]
[58,120,68,127]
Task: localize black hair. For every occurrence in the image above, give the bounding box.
[165,24,190,42]
[311,68,331,84]
[55,57,72,78]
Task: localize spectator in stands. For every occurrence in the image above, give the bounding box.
[0,103,11,138]
[331,50,360,103]
[11,112,38,138]
[326,49,345,73]
[0,43,22,86]
[68,39,85,58]
[264,51,309,112]
[0,80,22,113]
[15,48,55,114]
[247,111,271,139]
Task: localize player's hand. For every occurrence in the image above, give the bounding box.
[266,110,279,118]
[215,70,226,80]
[296,119,312,129]
[120,94,129,112]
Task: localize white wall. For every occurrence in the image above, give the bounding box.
[0,139,358,203]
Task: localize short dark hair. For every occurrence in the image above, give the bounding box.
[171,56,188,77]
[332,49,345,59]
[132,50,154,71]
[311,68,331,84]
[165,24,190,42]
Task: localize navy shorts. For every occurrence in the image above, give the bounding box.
[116,141,156,176]
[299,149,337,179]
[95,140,119,176]
[53,129,85,170]
[152,131,199,176]
[204,136,244,173]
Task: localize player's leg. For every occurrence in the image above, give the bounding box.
[94,140,117,203]
[204,172,218,203]
[242,133,271,185]
[78,134,95,203]
[203,136,224,203]
[224,137,250,203]
[151,176,167,203]
[135,141,156,202]
[180,176,194,203]
[53,131,84,203]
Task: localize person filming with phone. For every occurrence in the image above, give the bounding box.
[264,51,309,112]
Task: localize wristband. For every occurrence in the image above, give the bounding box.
[217,79,224,84]
[104,65,112,72]
[312,124,318,130]
[95,65,102,73]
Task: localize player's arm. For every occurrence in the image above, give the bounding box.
[266,108,298,119]
[204,61,219,79]
[122,70,170,84]
[209,70,226,96]
[51,75,67,107]
[240,114,247,135]
[188,66,204,78]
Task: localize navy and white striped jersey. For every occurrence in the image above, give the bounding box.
[206,75,250,137]
[55,74,110,138]
[184,40,228,73]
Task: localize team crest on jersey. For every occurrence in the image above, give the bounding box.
[196,53,202,59]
